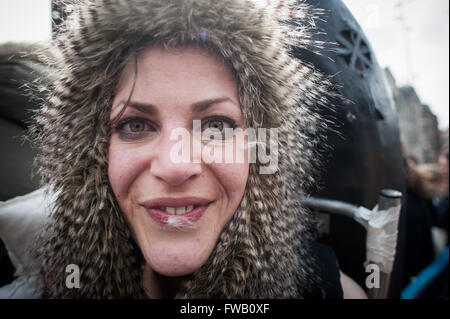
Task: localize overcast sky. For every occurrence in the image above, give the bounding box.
[0,0,448,129]
[343,0,449,129]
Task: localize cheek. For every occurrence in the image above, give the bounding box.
[108,141,145,203]
[212,161,249,208]
[210,140,250,210]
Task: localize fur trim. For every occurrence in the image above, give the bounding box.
[30,0,335,298]
[0,42,42,62]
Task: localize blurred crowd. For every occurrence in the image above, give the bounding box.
[402,141,449,297]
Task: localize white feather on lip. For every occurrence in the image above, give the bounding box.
[165,215,196,228]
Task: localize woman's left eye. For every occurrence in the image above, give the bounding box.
[201,117,236,139]
[208,119,225,131]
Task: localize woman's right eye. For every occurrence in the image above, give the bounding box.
[115,118,155,139]
[128,120,146,132]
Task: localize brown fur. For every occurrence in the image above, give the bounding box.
[30,0,336,298]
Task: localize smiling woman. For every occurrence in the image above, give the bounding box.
[108,46,249,294]
[29,0,344,298]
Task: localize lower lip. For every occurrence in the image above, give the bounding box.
[146,205,209,225]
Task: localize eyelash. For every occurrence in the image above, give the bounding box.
[115,117,156,140]
[114,116,237,140]
[202,116,237,129]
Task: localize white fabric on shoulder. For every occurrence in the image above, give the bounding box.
[0,274,42,299]
[0,187,55,298]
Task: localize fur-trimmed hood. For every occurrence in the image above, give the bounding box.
[31,0,335,298]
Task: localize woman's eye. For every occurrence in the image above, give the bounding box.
[129,120,146,132]
[208,119,225,132]
[202,117,236,140]
[115,118,154,139]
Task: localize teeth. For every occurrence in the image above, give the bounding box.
[175,207,185,215]
[160,205,194,215]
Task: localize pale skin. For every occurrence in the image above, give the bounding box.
[340,271,368,299]
[108,44,367,299]
[108,45,249,298]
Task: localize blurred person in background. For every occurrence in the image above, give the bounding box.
[434,145,449,241]
[402,152,438,288]
[0,42,50,288]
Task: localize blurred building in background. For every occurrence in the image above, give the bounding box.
[385,68,443,163]
[441,129,449,151]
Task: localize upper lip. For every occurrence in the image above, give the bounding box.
[141,197,213,209]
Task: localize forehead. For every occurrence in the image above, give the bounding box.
[116,45,237,99]
[138,45,230,74]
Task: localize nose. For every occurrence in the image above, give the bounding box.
[150,129,202,186]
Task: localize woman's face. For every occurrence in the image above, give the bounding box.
[108,46,249,276]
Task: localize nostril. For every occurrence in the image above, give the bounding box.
[150,160,202,187]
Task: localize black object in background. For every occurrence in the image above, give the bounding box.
[295,0,406,298]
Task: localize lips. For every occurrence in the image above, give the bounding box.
[141,197,213,225]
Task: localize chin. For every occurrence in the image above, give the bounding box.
[145,245,211,277]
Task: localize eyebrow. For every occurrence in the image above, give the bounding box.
[116,97,237,116]
[126,101,157,115]
[191,97,237,113]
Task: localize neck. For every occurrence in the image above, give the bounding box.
[142,263,183,299]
